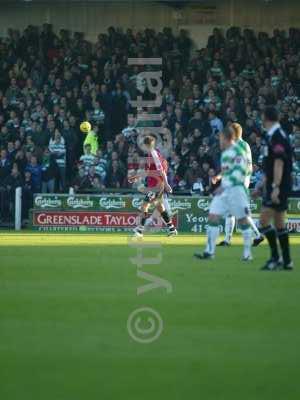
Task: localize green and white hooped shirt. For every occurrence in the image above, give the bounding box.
[235,138,253,189]
[221,142,248,190]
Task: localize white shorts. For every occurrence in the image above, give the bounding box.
[209,186,250,220]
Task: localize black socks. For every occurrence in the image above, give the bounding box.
[260,225,279,260]
[161,210,175,231]
[160,211,170,225]
[277,229,291,265]
[260,225,292,265]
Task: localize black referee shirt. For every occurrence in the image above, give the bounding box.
[263,123,293,191]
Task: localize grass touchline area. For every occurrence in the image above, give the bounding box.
[1,233,299,400]
[0,233,300,247]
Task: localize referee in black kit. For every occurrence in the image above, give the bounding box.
[258,106,293,271]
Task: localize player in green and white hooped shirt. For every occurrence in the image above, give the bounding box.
[220,123,264,247]
[194,126,253,260]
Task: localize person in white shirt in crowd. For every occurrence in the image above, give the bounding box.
[49,129,66,191]
[91,101,105,124]
[208,110,224,135]
[79,144,95,175]
[94,149,108,183]
[122,114,138,143]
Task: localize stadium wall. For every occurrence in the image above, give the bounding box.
[0,0,299,45]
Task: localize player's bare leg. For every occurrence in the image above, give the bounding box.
[144,208,160,229]
[135,195,177,237]
[144,194,174,231]
[156,201,177,236]
[134,202,150,237]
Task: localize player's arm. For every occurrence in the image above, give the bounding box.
[212,174,222,185]
[246,142,253,174]
[128,174,141,183]
[150,149,172,193]
[273,159,284,186]
[271,159,284,204]
[270,138,286,204]
[252,174,266,198]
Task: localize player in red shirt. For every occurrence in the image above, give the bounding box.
[128,136,177,237]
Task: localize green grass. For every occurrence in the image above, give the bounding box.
[0,234,299,400]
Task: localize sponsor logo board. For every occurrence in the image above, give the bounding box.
[197,198,210,211]
[169,198,192,210]
[33,211,139,227]
[67,196,94,209]
[34,195,63,208]
[132,197,143,209]
[99,197,126,209]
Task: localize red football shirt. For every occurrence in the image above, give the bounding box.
[145,149,168,189]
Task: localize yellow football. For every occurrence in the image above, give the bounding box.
[80,121,92,133]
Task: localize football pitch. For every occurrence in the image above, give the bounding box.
[0,233,299,400]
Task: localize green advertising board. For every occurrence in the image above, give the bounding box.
[33,194,266,212]
[31,194,300,233]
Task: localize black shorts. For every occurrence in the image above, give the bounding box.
[262,185,290,212]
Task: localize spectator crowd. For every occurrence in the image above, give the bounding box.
[0,23,300,222]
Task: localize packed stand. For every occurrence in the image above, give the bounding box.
[0,24,300,222]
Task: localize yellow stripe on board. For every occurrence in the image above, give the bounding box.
[0,233,299,247]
